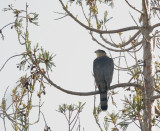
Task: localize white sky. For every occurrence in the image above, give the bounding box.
[0,0,159,131]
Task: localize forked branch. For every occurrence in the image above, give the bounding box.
[100,30,141,48]
[91,33,142,52]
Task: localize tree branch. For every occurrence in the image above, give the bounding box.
[54,14,68,20]
[0,53,24,72]
[151,7,160,11]
[59,0,139,34]
[0,22,15,40]
[155,89,160,94]
[0,22,15,31]
[125,0,143,14]
[100,30,141,48]
[128,71,142,83]
[151,95,160,100]
[91,32,142,52]
[142,0,150,25]
[152,23,160,29]
[40,71,143,96]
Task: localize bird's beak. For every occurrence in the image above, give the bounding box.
[94,50,98,53]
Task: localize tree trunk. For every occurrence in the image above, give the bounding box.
[142,0,155,131]
[142,36,154,131]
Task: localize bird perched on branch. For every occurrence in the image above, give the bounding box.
[93,49,114,111]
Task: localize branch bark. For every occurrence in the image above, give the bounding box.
[152,23,160,29]
[151,7,160,11]
[59,0,139,34]
[155,89,160,94]
[142,0,154,130]
[151,95,160,100]
[40,71,143,96]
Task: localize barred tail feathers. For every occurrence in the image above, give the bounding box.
[100,93,108,111]
[98,83,109,111]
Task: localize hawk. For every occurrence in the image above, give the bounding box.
[93,50,114,111]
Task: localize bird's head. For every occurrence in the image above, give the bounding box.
[95,49,106,57]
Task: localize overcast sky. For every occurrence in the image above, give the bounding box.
[0,0,159,131]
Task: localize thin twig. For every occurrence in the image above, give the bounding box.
[53,11,66,15]
[3,86,9,98]
[29,98,42,125]
[0,53,24,72]
[70,112,79,125]
[41,111,47,126]
[125,0,143,14]
[132,119,141,129]
[128,71,142,83]
[2,115,7,131]
[54,14,68,20]
[129,12,148,42]
[71,114,79,131]
[0,22,15,30]
[118,52,121,83]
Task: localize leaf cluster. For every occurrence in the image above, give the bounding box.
[57,102,85,131]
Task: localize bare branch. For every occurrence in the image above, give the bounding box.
[128,43,143,53]
[40,71,143,96]
[152,23,160,29]
[0,22,15,40]
[151,95,160,100]
[100,30,141,48]
[59,0,139,34]
[29,98,42,125]
[0,53,24,72]
[91,33,142,52]
[53,11,66,15]
[129,12,149,42]
[125,0,143,14]
[3,86,9,98]
[128,71,142,83]
[155,89,160,94]
[0,22,15,31]
[81,3,89,22]
[151,7,160,11]
[54,14,68,20]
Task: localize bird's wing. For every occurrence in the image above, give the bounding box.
[93,56,114,85]
[93,58,105,84]
[103,58,114,83]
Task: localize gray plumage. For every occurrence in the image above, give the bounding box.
[93,55,114,111]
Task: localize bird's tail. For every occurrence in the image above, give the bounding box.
[100,92,108,111]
